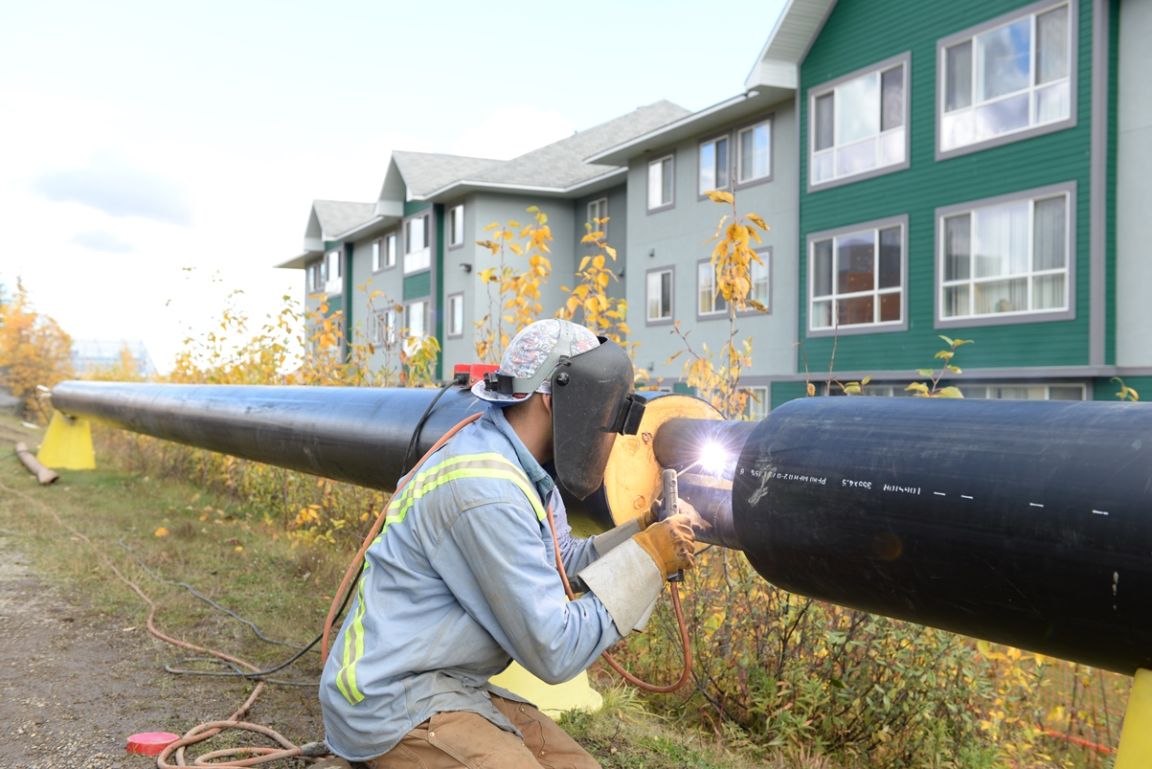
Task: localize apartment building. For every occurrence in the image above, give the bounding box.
[279,0,1152,405]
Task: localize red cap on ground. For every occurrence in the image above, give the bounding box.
[126,731,181,756]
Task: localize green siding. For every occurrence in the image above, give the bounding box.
[1104,0,1120,365]
[404,200,431,217]
[771,380,809,409]
[1092,375,1152,402]
[403,271,431,301]
[798,0,1097,375]
[433,204,445,380]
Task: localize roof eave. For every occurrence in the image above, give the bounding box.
[419,167,627,201]
[276,250,321,270]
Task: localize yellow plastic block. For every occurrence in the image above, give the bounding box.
[489,663,602,717]
[1116,668,1152,769]
[37,413,95,470]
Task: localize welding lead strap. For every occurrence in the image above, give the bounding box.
[545,505,694,694]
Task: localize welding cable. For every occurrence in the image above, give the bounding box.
[0,476,304,767]
[400,374,469,476]
[545,504,694,694]
[321,411,483,661]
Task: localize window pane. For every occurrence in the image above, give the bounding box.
[945,42,973,111]
[879,292,901,322]
[698,262,717,314]
[751,258,770,304]
[699,142,716,194]
[661,158,674,204]
[976,93,1030,138]
[740,123,770,181]
[1037,6,1069,84]
[881,65,904,130]
[811,299,832,329]
[836,73,880,144]
[1034,196,1067,270]
[837,139,877,177]
[1034,274,1065,309]
[1049,385,1083,400]
[648,160,667,208]
[944,285,970,317]
[660,271,672,315]
[647,272,661,317]
[878,127,905,166]
[878,227,902,289]
[815,94,835,151]
[944,214,971,281]
[812,240,833,296]
[975,278,1027,314]
[839,295,875,326]
[1037,82,1070,123]
[974,201,1029,277]
[978,19,1032,100]
[716,138,729,189]
[837,231,875,294]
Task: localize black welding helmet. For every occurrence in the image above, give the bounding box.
[472,319,646,499]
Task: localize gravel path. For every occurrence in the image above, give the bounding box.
[0,527,322,769]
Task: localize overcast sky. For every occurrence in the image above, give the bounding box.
[0,0,785,372]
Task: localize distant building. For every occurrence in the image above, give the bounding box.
[71,339,157,378]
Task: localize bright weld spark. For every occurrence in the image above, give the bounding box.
[698,441,730,476]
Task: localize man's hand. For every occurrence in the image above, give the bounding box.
[632,514,696,578]
[645,498,711,532]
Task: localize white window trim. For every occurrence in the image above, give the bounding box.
[735,118,773,187]
[448,204,464,248]
[697,251,772,319]
[935,182,1076,328]
[447,292,464,338]
[808,53,911,192]
[645,266,674,324]
[647,154,675,212]
[588,197,609,238]
[697,134,731,197]
[403,215,431,275]
[936,0,1078,160]
[807,216,908,337]
[324,249,343,294]
[384,232,397,269]
[958,382,1086,400]
[743,384,769,421]
[306,260,325,293]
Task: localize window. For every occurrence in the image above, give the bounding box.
[447,293,464,337]
[588,197,608,238]
[404,215,430,274]
[698,254,771,317]
[371,239,382,272]
[940,2,1073,154]
[404,300,428,354]
[938,187,1071,322]
[810,56,908,187]
[743,385,769,421]
[306,260,325,292]
[325,249,342,294]
[384,232,397,268]
[647,155,674,211]
[698,136,729,195]
[370,309,398,348]
[809,220,905,332]
[737,119,772,184]
[958,382,1085,400]
[646,268,673,323]
[448,205,464,248]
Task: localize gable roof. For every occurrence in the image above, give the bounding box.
[415,100,691,200]
[391,152,502,200]
[311,200,376,240]
[744,0,838,90]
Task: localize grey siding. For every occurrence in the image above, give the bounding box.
[623,99,799,382]
[1116,0,1152,366]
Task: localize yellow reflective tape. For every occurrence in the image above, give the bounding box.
[336,568,370,704]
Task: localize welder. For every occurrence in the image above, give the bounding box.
[318,319,697,769]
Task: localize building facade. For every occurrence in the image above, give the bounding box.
[279,0,1151,406]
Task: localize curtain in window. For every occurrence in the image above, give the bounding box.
[975,201,1029,278]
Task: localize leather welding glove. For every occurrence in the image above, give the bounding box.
[631,513,696,579]
[590,503,659,558]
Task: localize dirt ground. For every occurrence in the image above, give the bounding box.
[0,527,324,769]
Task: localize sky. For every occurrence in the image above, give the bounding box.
[0,0,786,373]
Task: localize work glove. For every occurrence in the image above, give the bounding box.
[632,514,696,579]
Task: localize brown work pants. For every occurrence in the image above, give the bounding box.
[365,695,602,769]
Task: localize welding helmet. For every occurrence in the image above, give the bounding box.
[472,319,646,499]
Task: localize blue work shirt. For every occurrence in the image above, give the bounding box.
[319,405,627,761]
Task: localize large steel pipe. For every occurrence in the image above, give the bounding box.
[50,381,483,492]
[731,396,1152,676]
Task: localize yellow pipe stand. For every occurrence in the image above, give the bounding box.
[38,412,95,470]
[1116,668,1152,769]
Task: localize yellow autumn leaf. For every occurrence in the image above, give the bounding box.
[705,190,735,205]
[154,527,170,538]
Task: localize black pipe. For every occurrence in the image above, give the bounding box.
[732,396,1152,676]
[50,381,483,492]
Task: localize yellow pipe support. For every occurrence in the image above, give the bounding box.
[1116,668,1152,769]
[37,412,95,470]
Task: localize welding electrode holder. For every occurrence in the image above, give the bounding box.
[659,468,684,583]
